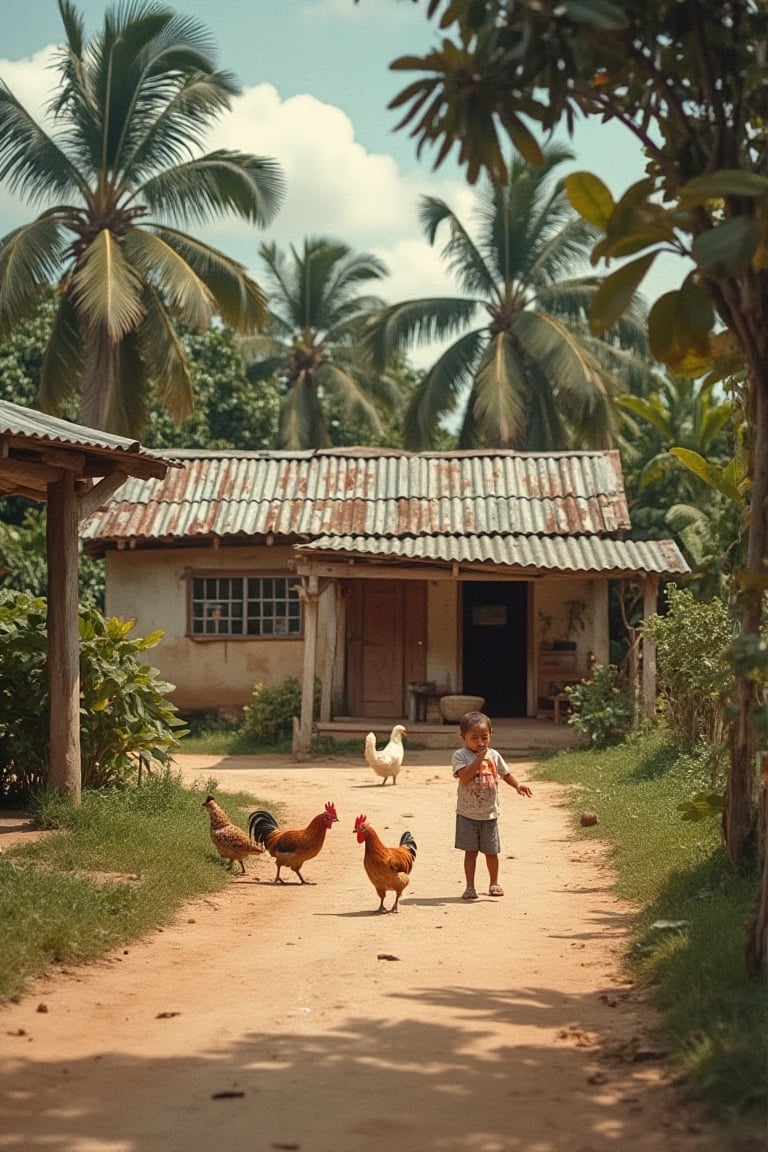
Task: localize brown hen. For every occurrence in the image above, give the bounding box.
[354,814,417,913]
[202,795,265,874]
[248,802,338,884]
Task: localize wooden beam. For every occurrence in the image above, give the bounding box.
[47,472,82,804]
[0,458,63,492]
[77,470,128,521]
[41,448,87,473]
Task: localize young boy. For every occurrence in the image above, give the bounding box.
[452,710,532,900]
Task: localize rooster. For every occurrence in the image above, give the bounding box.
[364,724,406,785]
[354,813,417,913]
[202,795,265,874]
[248,802,338,884]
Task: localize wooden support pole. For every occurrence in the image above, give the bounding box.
[295,574,319,757]
[319,583,337,723]
[642,576,659,717]
[46,472,81,804]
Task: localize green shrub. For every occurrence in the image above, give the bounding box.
[641,584,734,753]
[565,662,632,748]
[0,591,186,800]
[241,676,319,745]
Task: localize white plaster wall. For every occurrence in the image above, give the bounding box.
[105,545,304,710]
[533,578,605,670]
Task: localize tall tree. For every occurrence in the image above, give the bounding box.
[365,147,648,449]
[242,237,401,449]
[386,0,768,970]
[0,0,284,437]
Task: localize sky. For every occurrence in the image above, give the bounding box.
[0,0,683,344]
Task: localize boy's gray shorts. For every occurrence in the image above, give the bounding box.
[455,813,500,854]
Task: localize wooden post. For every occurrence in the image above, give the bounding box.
[46,472,81,804]
[319,582,337,723]
[642,576,659,717]
[295,574,319,757]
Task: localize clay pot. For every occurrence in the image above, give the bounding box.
[438,694,485,723]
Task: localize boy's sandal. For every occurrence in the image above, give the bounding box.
[488,885,504,896]
[461,886,478,900]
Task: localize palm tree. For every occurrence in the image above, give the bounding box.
[242,237,401,449]
[0,0,284,437]
[365,146,648,450]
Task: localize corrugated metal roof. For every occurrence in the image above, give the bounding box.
[80,446,689,577]
[81,447,631,541]
[295,533,690,576]
[0,399,176,465]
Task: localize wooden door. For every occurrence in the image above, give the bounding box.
[347,581,426,717]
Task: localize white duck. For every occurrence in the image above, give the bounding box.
[364,724,406,785]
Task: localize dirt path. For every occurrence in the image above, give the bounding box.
[0,752,738,1151]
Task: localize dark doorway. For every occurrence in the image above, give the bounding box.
[462,582,528,717]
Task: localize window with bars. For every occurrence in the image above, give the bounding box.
[190,575,302,637]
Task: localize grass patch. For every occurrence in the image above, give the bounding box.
[177,725,294,756]
[534,729,767,1135]
[0,770,263,1002]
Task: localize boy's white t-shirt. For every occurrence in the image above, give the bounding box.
[452,746,510,820]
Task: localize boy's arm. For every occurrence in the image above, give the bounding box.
[453,750,486,784]
[502,772,532,796]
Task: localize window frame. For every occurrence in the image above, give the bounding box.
[187,570,304,640]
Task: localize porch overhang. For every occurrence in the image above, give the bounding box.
[292,532,689,581]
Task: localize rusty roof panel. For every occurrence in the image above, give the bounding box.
[296,533,690,576]
[81,448,632,545]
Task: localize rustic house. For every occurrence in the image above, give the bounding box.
[80,447,689,751]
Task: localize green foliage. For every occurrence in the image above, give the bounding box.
[534,731,767,1127]
[0,591,185,801]
[145,324,281,450]
[0,775,260,1001]
[0,505,105,608]
[641,585,734,753]
[565,662,632,748]
[240,676,319,746]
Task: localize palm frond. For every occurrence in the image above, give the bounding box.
[316,362,385,436]
[70,229,145,339]
[137,286,194,421]
[512,310,617,445]
[38,290,83,416]
[123,227,214,331]
[419,196,498,299]
[0,215,67,335]
[139,152,284,227]
[403,328,485,449]
[471,334,528,447]
[364,297,480,372]
[0,84,83,203]
[153,226,269,332]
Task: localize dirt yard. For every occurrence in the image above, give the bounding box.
[0,750,751,1151]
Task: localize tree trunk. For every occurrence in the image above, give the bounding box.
[746,760,768,979]
[727,353,768,976]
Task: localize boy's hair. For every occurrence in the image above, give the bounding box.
[459,710,492,733]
